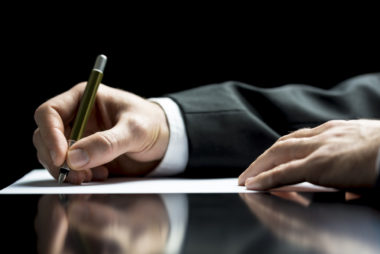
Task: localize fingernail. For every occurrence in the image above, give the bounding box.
[246,177,261,189]
[238,177,246,186]
[68,149,89,169]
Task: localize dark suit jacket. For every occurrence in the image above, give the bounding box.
[168,73,380,178]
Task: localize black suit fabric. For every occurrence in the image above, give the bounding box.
[168,73,380,177]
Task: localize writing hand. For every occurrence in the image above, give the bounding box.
[33,83,169,184]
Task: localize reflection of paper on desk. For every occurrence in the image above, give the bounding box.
[0,169,335,194]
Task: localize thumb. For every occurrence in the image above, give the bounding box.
[67,124,130,170]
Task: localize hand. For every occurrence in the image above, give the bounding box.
[33,83,169,184]
[239,192,380,254]
[34,195,68,254]
[66,195,169,254]
[34,194,169,254]
[239,120,380,190]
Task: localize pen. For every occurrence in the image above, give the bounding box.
[58,54,107,184]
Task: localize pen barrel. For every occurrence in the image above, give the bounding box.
[69,70,103,141]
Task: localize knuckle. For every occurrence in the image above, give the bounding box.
[274,139,293,150]
[294,128,311,136]
[73,82,87,90]
[322,120,335,129]
[265,173,275,187]
[284,138,298,146]
[270,168,282,181]
[277,161,291,172]
[324,120,346,128]
[308,148,329,165]
[295,137,311,147]
[266,167,284,187]
[127,117,147,139]
[279,160,298,174]
[32,129,40,147]
[34,104,47,123]
[96,131,118,154]
[268,143,280,155]
[268,140,289,156]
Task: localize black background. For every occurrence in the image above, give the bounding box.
[2,8,379,188]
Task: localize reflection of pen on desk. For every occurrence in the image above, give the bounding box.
[58,54,107,184]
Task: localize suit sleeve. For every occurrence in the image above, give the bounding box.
[168,73,380,177]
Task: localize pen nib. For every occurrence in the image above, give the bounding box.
[58,167,69,184]
[58,172,66,184]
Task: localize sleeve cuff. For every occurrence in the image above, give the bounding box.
[147,97,189,176]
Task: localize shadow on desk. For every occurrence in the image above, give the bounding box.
[14,177,134,188]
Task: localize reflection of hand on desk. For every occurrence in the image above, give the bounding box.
[35,194,170,254]
[34,195,67,254]
[240,192,380,254]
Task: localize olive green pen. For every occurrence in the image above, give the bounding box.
[58,54,107,184]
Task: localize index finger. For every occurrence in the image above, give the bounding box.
[34,83,85,166]
[238,137,317,185]
[245,159,307,190]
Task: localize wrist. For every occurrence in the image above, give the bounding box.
[151,101,170,161]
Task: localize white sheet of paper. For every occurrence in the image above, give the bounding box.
[0,169,335,194]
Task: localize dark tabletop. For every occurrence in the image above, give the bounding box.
[2,192,380,254]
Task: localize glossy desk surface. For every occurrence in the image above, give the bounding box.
[2,192,380,254]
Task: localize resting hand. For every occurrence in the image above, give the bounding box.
[239,120,380,190]
[33,83,169,184]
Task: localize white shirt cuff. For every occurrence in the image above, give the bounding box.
[148,97,189,176]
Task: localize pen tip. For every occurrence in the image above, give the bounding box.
[94,54,107,72]
[58,172,66,184]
